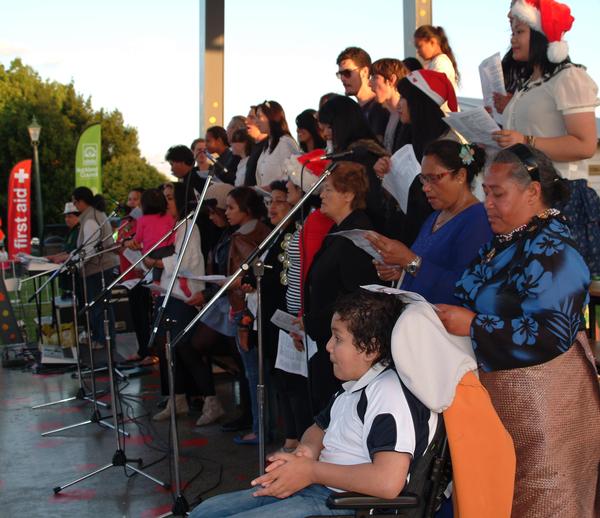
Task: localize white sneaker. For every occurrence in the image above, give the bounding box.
[152,394,189,422]
[195,396,225,426]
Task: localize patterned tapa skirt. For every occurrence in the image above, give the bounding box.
[479,332,600,517]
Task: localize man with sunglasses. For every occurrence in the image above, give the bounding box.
[336,46,389,143]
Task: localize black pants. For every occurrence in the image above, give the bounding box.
[275,369,313,441]
[308,347,340,415]
[128,283,152,358]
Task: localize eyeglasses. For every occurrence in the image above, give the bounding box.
[336,68,359,79]
[418,170,454,185]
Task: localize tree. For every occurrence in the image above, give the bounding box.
[0,58,167,237]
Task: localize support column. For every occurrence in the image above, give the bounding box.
[199,0,224,135]
[403,0,432,58]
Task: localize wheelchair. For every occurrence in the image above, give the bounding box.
[308,416,451,518]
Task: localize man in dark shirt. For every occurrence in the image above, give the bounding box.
[336,46,389,142]
[205,126,240,185]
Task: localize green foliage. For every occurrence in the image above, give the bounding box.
[0,58,167,236]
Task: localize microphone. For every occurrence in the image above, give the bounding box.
[109,197,128,212]
[308,148,369,162]
[204,150,229,173]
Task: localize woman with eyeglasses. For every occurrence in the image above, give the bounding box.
[436,144,599,516]
[303,162,380,413]
[373,69,461,246]
[367,140,492,305]
[254,100,300,189]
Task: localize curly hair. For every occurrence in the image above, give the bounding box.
[333,290,406,366]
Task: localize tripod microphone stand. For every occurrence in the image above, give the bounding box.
[31,203,121,412]
[53,288,168,494]
[155,320,189,518]
[32,260,109,410]
[41,248,128,437]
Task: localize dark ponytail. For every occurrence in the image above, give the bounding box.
[414,24,460,84]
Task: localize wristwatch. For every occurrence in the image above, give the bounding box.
[404,255,422,276]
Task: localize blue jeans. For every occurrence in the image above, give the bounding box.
[232,311,276,436]
[188,484,350,517]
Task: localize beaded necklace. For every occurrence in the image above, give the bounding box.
[483,208,560,263]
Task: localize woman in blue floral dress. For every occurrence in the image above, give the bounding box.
[437,144,600,517]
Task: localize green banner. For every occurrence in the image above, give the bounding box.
[75,123,102,193]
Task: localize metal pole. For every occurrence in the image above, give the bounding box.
[32,141,44,243]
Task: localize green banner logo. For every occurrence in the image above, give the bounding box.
[75,123,102,193]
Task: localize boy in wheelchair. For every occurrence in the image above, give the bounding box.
[190,289,438,518]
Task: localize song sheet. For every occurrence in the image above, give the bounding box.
[443,108,502,149]
[479,52,507,125]
[274,329,317,378]
[382,144,421,213]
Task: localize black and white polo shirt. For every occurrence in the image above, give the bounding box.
[315,362,437,490]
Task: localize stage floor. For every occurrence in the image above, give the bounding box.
[0,334,264,517]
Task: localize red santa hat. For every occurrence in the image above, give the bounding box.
[406,70,458,112]
[511,0,574,63]
[285,149,332,192]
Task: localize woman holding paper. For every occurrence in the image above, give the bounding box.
[436,145,599,516]
[492,0,600,275]
[368,140,492,305]
[303,162,379,413]
[150,182,205,421]
[374,69,461,246]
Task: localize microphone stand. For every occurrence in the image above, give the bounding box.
[53,279,168,495]
[170,162,338,477]
[30,206,120,415]
[40,246,129,437]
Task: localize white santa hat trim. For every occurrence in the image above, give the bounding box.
[408,73,444,107]
[511,0,542,32]
[547,39,569,63]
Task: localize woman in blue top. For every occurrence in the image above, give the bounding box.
[367,139,492,304]
[437,144,599,516]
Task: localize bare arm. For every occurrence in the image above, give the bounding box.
[534,111,597,162]
[493,111,597,162]
[252,450,410,499]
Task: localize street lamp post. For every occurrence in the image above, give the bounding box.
[28,116,44,243]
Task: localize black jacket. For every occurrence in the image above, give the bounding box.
[303,210,379,347]
[212,148,240,185]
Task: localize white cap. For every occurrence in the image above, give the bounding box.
[63,202,79,215]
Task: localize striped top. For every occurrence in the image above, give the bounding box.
[285,229,302,315]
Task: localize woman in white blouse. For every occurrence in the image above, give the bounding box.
[254,100,299,189]
[491,0,600,274]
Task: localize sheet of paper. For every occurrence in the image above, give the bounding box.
[443,108,501,149]
[479,52,507,125]
[146,282,189,302]
[122,248,149,272]
[178,271,227,283]
[382,144,421,214]
[270,309,305,337]
[274,329,317,378]
[330,229,383,262]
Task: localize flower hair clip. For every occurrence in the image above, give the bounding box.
[459,144,475,165]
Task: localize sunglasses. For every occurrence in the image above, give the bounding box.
[508,143,540,182]
[336,68,359,79]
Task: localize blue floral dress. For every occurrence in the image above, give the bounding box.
[455,212,590,372]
